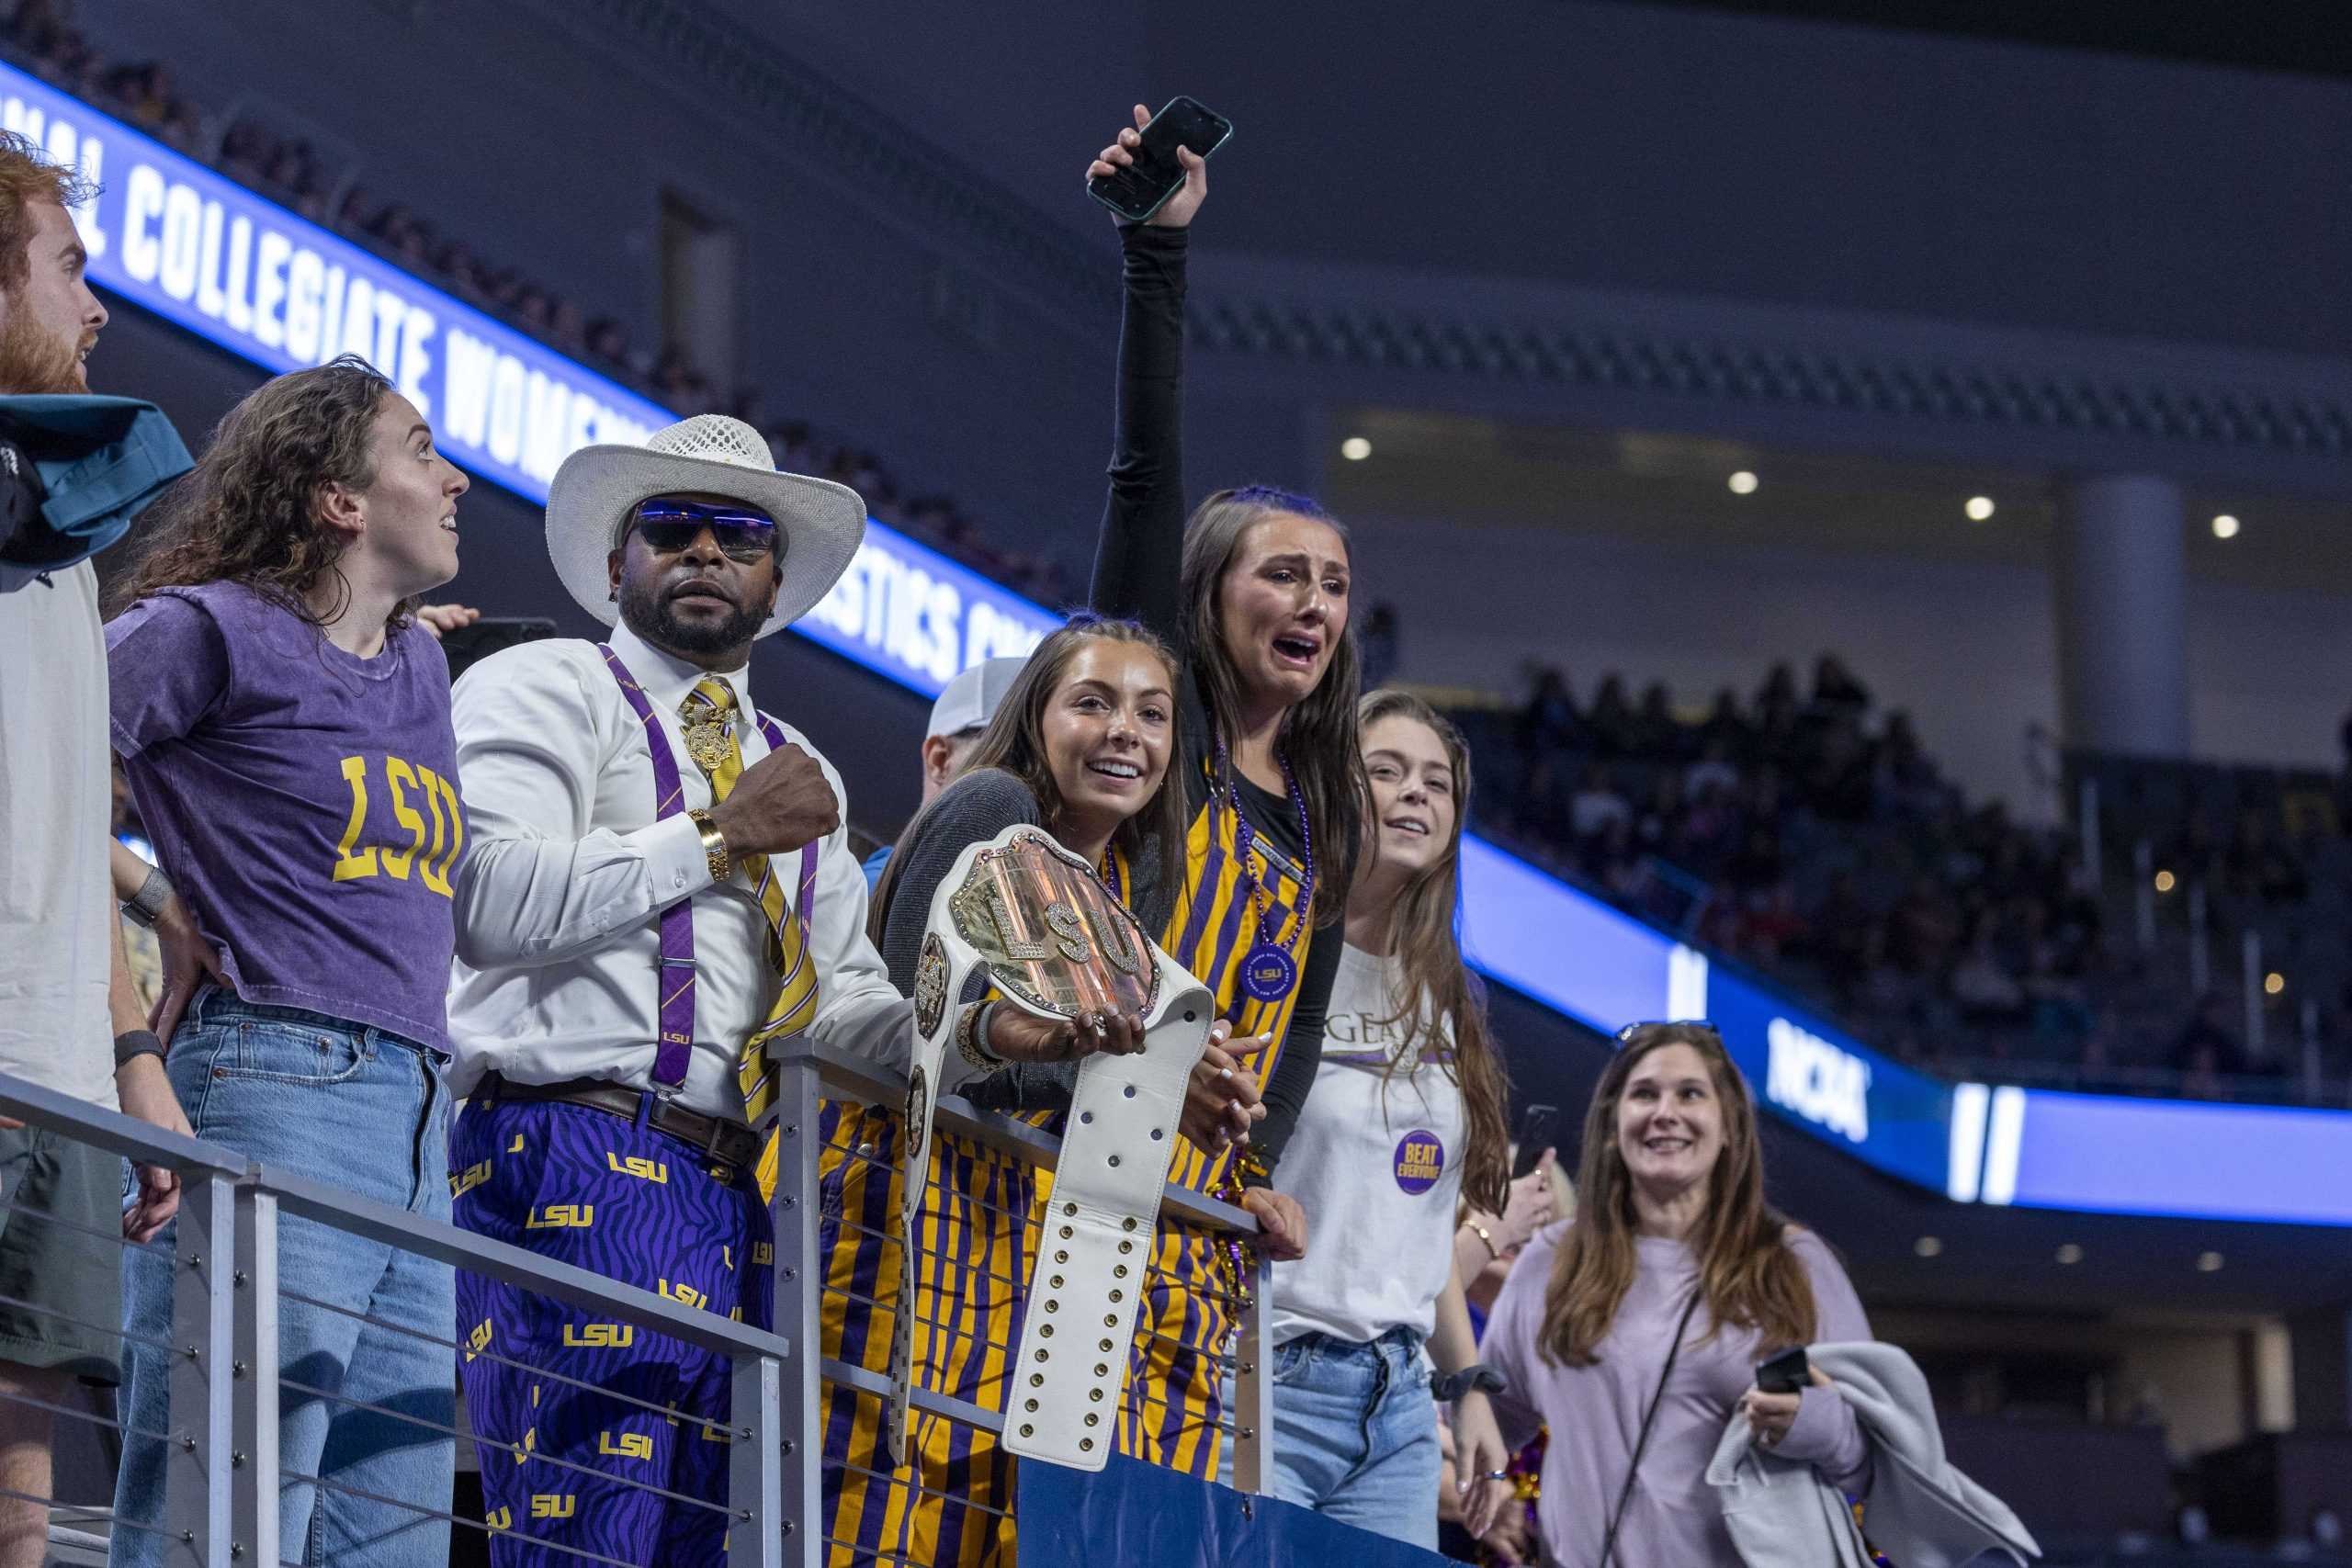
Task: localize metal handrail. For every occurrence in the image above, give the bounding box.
[789,1037,1262,1236]
[265,1168,788,1363]
[0,1069,790,1567]
[6,1022,1277,1568]
[0,1074,248,1178]
[766,1031,1281,1519]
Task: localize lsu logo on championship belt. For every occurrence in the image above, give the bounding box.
[883,827,1210,1472]
[944,833,1159,1021]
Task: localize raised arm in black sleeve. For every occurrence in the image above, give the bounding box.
[1241,917,1343,1185]
[1088,223,1191,643]
[876,769,1080,1113]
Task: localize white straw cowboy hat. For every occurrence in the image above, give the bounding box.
[545,414,867,637]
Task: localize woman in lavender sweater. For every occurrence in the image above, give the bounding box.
[1481,1023,1871,1567]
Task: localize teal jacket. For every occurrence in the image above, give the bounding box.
[0,394,192,592]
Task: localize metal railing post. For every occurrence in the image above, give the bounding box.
[231,1183,278,1568]
[729,1351,785,1568]
[768,1042,825,1561]
[1227,1249,1276,1495]
[164,1171,234,1568]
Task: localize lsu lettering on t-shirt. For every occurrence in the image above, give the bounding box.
[1268,942,1467,1347]
[107,582,461,1050]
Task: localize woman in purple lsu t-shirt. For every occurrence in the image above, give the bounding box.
[105,355,471,1568]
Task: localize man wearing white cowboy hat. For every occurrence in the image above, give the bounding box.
[440,414,1143,1566]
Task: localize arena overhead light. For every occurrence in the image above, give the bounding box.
[2197,1250,2224,1272]
[1913,1235,1943,1258]
[2212,513,2241,539]
[1340,435,1373,462]
[1727,470,1758,495]
[2154,869,2177,894]
[2265,972,2285,996]
[1964,495,1996,522]
[2054,1243,2084,1265]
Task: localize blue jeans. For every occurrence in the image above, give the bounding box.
[1221,1327,1442,1551]
[114,991,454,1567]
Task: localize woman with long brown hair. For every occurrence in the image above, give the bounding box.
[1481,1023,1872,1566]
[818,615,1266,1566]
[1235,690,1518,1547]
[104,355,472,1566]
[1084,104,1373,1481]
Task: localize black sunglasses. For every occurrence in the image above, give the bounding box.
[628,496,778,563]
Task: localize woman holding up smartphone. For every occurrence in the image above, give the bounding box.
[1479,1023,1872,1567]
[1084,104,1373,1480]
[1238,691,1518,1548]
[818,615,1269,1566]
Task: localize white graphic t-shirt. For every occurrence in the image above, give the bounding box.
[1269,942,1467,1347]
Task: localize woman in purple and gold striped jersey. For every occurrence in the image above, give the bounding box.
[1083,105,1374,1480]
[816,615,1268,1565]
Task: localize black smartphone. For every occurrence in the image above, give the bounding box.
[1755,1346,1810,1394]
[1088,96,1234,224]
[436,615,559,682]
[1510,1104,1559,1179]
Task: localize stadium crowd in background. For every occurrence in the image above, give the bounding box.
[1468,657,2352,1105]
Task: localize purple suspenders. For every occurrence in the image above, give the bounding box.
[597,644,820,1094]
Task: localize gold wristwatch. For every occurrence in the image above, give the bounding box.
[686,808,730,883]
[956,1001,1003,1071]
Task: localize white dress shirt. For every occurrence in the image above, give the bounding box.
[446,622,942,1120]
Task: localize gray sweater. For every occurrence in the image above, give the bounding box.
[874,767,1169,1114]
[1705,1341,2039,1568]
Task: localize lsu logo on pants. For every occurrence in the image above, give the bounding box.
[605,1152,670,1183]
[484,1506,512,1533]
[598,1430,654,1462]
[659,1279,709,1310]
[751,1241,774,1267]
[464,1318,493,1363]
[529,1495,576,1520]
[562,1323,635,1348]
[526,1203,594,1229]
[450,1159,492,1199]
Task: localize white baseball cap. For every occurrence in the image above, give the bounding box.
[928,656,1028,739]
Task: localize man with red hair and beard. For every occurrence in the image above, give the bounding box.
[0,131,193,1568]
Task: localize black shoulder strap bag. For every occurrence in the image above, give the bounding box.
[1599,1288,1705,1568]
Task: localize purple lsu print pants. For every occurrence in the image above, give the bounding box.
[452,1096,775,1567]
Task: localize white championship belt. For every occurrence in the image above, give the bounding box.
[885,825,1210,1472]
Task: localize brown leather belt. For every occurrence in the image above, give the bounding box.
[470,1070,763,1171]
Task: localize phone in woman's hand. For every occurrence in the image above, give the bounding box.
[1510,1104,1559,1179]
[1755,1345,1810,1394]
[1089,96,1233,223]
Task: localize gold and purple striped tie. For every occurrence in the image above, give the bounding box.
[680,679,820,1162]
